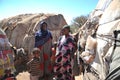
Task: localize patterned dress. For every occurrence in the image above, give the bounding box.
[54,35,76,80]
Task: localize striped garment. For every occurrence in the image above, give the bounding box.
[27,57,41,76]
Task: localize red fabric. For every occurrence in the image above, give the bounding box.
[48,64,52,71]
[2,50,12,55]
[40,63,44,70]
[0,34,6,38]
[6,77,14,80]
[38,46,42,50]
[0,50,12,58]
[43,53,48,61]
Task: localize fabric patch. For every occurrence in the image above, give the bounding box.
[43,53,48,61]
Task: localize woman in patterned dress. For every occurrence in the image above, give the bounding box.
[54,25,76,80]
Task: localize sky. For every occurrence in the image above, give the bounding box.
[0,0,98,24]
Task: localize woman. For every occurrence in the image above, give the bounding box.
[54,25,76,80]
[35,21,53,80]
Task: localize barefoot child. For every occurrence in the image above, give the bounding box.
[27,48,41,80]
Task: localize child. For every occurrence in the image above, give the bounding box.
[2,68,16,80]
[27,48,41,80]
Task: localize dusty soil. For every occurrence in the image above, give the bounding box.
[16,72,83,80]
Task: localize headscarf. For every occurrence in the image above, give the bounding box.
[35,21,52,47]
[40,21,48,37]
[62,25,71,32]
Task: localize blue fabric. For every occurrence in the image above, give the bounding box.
[35,30,52,47]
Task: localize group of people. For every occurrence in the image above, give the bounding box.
[2,21,120,80]
[20,21,120,80]
[27,21,77,80]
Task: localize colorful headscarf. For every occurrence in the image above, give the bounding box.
[62,25,71,32]
[35,21,52,47]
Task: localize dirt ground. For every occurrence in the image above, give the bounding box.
[16,72,83,80]
[75,74,83,80]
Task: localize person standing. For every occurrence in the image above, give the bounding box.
[27,48,41,80]
[34,21,53,80]
[54,25,76,80]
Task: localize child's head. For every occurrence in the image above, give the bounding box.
[4,68,11,74]
[32,48,40,58]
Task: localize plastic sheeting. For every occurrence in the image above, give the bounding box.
[99,0,120,25]
[95,0,112,11]
[88,0,112,24]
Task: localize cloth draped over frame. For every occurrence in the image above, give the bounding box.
[105,33,120,80]
[0,50,14,77]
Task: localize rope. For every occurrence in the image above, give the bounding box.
[97,34,120,42]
